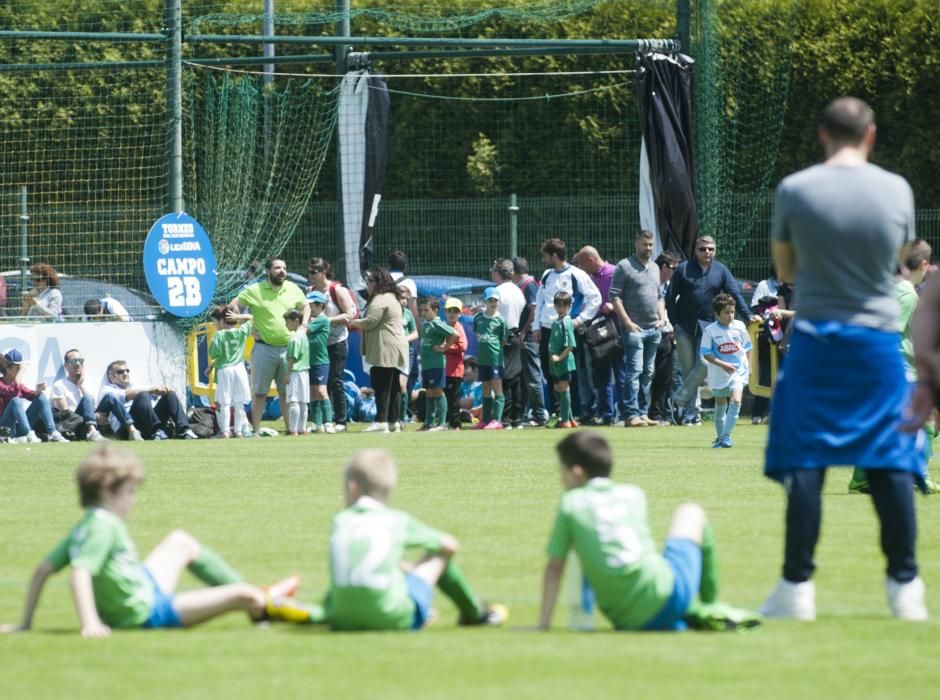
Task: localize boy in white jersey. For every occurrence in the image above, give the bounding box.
[208,304,252,438]
[701,293,752,448]
[537,431,760,631]
[325,449,508,630]
[1,445,312,638]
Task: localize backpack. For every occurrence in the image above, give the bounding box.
[329,281,360,319]
[187,406,218,438]
[52,408,85,440]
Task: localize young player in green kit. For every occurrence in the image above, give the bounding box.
[208,304,252,438]
[284,309,311,435]
[537,431,760,631]
[305,291,335,434]
[419,297,458,431]
[325,448,508,630]
[473,287,509,430]
[549,292,577,429]
[1,445,312,638]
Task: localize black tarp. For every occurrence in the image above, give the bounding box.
[359,74,390,276]
[636,52,699,260]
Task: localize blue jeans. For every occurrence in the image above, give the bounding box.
[0,394,54,437]
[521,335,547,422]
[97,393,134,429]
[575,334,596,419]
[674,325,706,423]
[592,350,626,422]
[622,328,662,419]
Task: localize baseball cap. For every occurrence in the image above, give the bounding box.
[484,287,500,301]
[3,349,24,364]
[306,291,328,305]
[444,297,463,311]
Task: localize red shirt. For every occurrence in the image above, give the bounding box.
[0,377,38,416]
[445,321,467,378]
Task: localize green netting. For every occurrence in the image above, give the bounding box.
[182,67,339,326]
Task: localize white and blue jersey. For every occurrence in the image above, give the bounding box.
[699,319,751,391]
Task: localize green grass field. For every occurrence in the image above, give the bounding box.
[2,424,939,699]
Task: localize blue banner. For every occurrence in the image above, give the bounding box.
[143,212,217,318]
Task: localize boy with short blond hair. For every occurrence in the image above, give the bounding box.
[284,308,311,435]
[419,297,459,431]
[208,303,252,438]
[326,448,508,631]
[537,431,759,631]
[700,292,752,448]
[549,291,577,428]
[1,445,311,638]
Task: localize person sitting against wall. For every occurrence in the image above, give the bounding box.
[0,349,67,442]
[22,263,63,321]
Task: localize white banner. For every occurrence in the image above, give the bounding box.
[0,322,187,403]
[339,70,370,291]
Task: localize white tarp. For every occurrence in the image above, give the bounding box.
[0,322,187,403]
[339,70,370,291]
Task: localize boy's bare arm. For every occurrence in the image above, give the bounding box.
[69,567,111,639]
[438,533,459,557]
[537,557,566,630]
[1,560,55,633]
[703,353,734,374]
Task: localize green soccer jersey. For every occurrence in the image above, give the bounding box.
[897,279,917,381]
[402,308,417,337]
[208,321,252,370]
[306,313,331,367]
[420,318,457,370]
[326,496,445,631]
[287,328,311,372]
[473,312,508,366]
[45,508,153,629]
[549,315,577,376]
[546,478,675,630]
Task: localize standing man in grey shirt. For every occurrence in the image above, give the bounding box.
[761,97,927,622]
[610,230,666,427]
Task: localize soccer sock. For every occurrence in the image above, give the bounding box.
[482,397,492,424]
[300,403,309,433]
[400,392,409,422]
[234,406,247,436]
[323,398,333,425]
[437,560,484,622]
[559,389,572,422]
[437,395,448,426]
[494,394,505,423]
[713,401,727,439]
[699,523,720,604]
[218,404,231,436]
[188,546,243,586]
[725,401,741,437]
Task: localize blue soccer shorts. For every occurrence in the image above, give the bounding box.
[141,567,183,629]
[406,573,434,630]
[642,538,702,631]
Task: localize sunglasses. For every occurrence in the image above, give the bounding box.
[697,246,715,252]
[67,358,85,366]
[113,368,130,375]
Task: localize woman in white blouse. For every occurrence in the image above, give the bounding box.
[22,263,63,321]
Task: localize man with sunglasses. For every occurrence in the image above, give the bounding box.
[665,235,757,426]
[50,349,111,441]
[99,361,197,440]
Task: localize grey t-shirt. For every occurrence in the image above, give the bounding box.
[608,255,662,329]
[771,163,914,332]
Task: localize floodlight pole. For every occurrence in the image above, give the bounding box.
[165,0,184,214]
[335,0,351,285]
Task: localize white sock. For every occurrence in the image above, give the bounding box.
[218,404,231,435]
[288,403,302,433]
[233,407,247,436]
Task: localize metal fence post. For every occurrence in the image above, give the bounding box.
[19,185,30,291]
[509,193,519,260]
[165,0,184,213]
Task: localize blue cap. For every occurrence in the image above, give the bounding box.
[306,291,328,305]
[3,349,23,364]
[484,287,500,300]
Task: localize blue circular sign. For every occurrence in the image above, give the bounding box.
[143,212,217,318]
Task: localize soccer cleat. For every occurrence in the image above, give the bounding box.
[483,421,504,430]
[684,602,762,632]
[262,574,301,599]
[363,422,389,433]
[265,596,314,624]
[545,415,560,429]
[49,431,69,443]
[848,475,870,495]
[25,431,42,443]
[923,475,939,495]
[458,602,509,627]
[886,576,928,621]
[719,435,733,448]
[759,578,816,621]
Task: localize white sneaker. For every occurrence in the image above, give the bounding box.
[25,431,42,444]
[11,435,27,444]
[49,431,69,443]
[427,425,447,432]
[86,428,108,442]
[307,422,320,434]
[153,429,169,441]
[128,427,145,442]
[363,422,389,433]
[886,576,928,621]
[324,423,336,434]
[759,578,816,620]
[391,422,402,433]
[334,423,347,433]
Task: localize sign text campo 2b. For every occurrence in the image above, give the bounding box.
[143,213,217,318]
